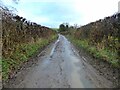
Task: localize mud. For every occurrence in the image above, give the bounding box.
[3,34,113,88]
[74,45,120,88]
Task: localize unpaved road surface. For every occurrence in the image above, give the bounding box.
[4,34,113,88]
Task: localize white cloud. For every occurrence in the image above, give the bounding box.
[1,0,120,27]
[18,10,50,24]
[2,0,13,5]
[72,0,119,25]
[32,17,50,24]
[19,0,78,3]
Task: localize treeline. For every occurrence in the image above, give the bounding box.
[59,23,69,32]
[1,7,57,80]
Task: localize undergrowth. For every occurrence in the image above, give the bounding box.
[2,35,57,81]
[68,36,119,68]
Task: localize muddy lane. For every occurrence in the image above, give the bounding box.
[4,34,112,88]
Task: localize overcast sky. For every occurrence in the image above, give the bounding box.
[1,0,120,28]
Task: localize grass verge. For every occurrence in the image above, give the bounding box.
[68,36,119,68]
[2,35,58,81]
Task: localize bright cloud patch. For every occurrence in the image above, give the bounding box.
[1,0,119,28]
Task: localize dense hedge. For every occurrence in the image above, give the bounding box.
[2,9,56,59]
[1,8,57,80]
[69,13,120,67]
[75,13,119,50]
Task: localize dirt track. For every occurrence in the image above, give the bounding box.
[4,34,113,88]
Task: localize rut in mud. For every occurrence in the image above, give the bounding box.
[4,34,113,88]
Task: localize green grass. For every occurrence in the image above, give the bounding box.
[68,36,119,67]
[2,35,57,81]
[51,28,59,32]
